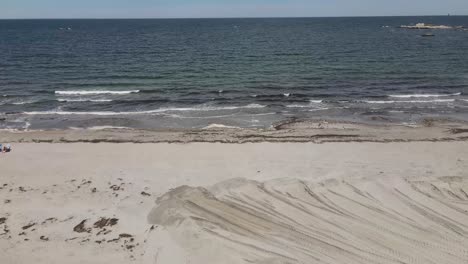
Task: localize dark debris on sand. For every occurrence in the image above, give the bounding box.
[73,220,91,233]
[96,228,112,236]
[42,217,58,224]
[22,223,36,230]
[110,185,123,191]
[94,218,119,229]
[141,191,151,197]
[450,128,468,134]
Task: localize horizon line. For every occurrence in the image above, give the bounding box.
[0,14,466,20]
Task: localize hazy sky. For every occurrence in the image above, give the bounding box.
[1,0,467,19]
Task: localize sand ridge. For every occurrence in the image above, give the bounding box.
[146,177,468,264]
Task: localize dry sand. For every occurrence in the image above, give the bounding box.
[1,140,468,263]
[148,177,468,264]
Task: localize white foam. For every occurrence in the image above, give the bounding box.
[0,128,24,132]
[286,104,307,108]
[286,100,323,108]
[202,124,240,130]
[0,100,36,106]
[55,90,140,95]
[0,119,31,131]
[310,100,323,103]
[308,107,330,112]
[87,126,132,130]
[366,99,455,104]
[22,110,148,116]
[58,99,113,102]
[22,104,266,116]
[173,112,275,120]
[388,93,461,98]
[241,103,266,109]
[365,100,397,104]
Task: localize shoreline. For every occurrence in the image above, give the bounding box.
[1,118,468,144]
[3,16,468,264]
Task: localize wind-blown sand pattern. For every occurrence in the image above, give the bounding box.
[1,142,467,264]
[146,177,468,264]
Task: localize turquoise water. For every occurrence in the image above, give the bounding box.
[1,17,467,129]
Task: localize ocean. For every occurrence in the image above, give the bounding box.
[1,17,468,130]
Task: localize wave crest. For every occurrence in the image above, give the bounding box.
[55,90,140,95]
[366,99,455,104]
[388,93,461,98]
[57,99,113,102]
[21,104,266,116]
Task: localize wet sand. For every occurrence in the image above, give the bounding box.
[1,119,468,144]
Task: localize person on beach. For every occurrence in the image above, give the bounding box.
[2,144,11,153]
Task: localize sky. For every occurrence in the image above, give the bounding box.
[1,0,468,19]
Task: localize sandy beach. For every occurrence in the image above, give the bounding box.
[1,121,468,264]
[2,10,468,264]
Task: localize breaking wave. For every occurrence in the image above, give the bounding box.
[55,90,140,95]
[388,93,461,98]
[21,104,266,116]
[57,99,113,102]
[366,99,455,104]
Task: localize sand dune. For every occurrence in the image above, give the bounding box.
[146,177,468,264]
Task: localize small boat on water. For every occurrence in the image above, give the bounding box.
[421,33,435,37]
[400,23,452,30]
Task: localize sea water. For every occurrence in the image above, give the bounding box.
[1,17,467,129]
